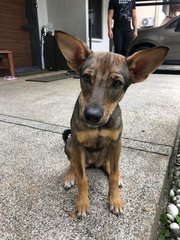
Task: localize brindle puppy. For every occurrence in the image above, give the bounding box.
[55,31,168,218]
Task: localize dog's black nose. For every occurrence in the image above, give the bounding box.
[84,106,103,125]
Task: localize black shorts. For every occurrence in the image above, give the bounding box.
[113,29,133,57]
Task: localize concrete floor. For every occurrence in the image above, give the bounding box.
[0,71,180,240]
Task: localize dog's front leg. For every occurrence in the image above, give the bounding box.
[108,140,124,216]
[74,145,89,217]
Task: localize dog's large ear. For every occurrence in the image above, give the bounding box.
[127,46,169,83]
[55,31,92,72]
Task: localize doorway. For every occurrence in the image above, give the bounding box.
[0,0,41,75]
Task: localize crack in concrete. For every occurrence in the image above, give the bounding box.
[123,146,170,156]
[0,113,174,157]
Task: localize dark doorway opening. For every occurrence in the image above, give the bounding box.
[16,0,42,75]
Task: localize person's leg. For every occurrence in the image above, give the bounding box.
[113,29,123,54]
[121,31,133,57]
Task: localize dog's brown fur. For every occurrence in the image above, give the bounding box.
[55,31,168,217]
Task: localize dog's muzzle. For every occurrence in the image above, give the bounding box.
[84,105,104,126]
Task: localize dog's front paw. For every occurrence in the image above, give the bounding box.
[76,198,90,218]
[109,191,124,216]
[64,174,76,189]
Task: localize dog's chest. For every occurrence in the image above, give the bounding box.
[84,137,108,167]
[76,128,120,147]
[76,128,121,167]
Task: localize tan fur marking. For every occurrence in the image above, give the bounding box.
[76,128,121,144]
[99,129,121,141]
[76,130,99,143]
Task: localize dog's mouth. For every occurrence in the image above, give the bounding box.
[82,120,105,129]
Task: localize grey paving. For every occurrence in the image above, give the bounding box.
[0,72,180,240]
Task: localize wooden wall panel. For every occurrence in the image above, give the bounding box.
[0,0,33,68]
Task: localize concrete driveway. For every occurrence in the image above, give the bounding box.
[0,71,180,240]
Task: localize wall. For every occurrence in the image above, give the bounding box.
[46,0,87,42]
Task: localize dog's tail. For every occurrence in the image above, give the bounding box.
[62,129,71,142]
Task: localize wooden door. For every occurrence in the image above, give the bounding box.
[0,0,35,69]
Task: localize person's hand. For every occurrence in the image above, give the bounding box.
[108,29,113,39]
[133,29,138,39]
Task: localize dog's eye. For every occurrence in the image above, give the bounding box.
[82,73,91,83]
[113,79,123,88]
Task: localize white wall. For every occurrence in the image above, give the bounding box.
[46,0,87,42]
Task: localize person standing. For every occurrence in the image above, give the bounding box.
[108,0,138,56]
